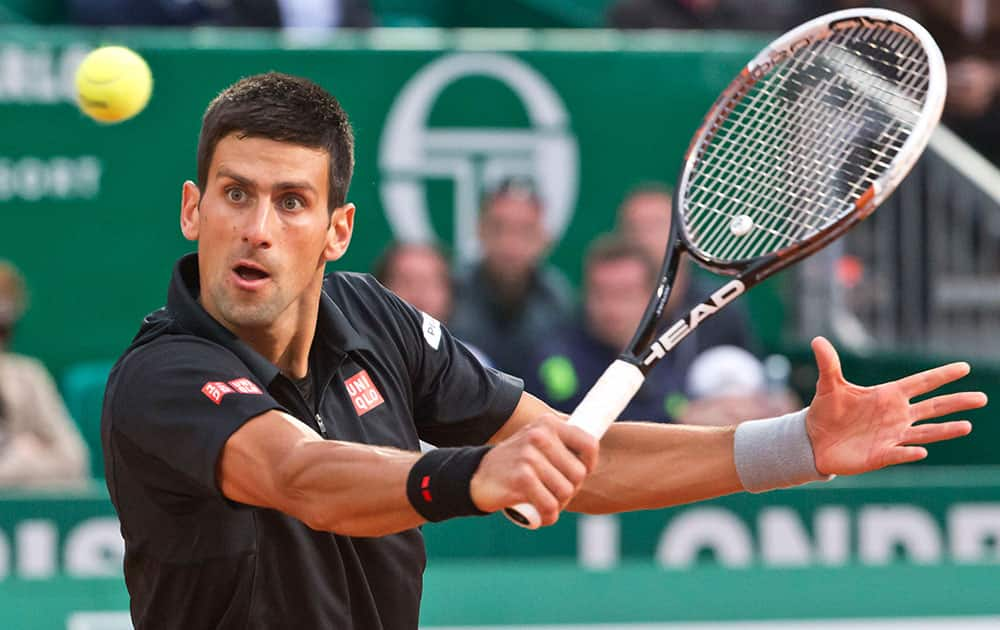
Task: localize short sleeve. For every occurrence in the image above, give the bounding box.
[106,336,284,499]
[378,287,524,447]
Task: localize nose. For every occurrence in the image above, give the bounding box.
[242,199,274,249]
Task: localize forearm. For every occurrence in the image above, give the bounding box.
[218,410,429,538]
[568,422,742,514]
[276,440,425,537]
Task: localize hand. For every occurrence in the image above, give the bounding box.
[470,415,599,526]
[805,336,987,476]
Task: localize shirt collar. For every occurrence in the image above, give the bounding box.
[166,253,371,385]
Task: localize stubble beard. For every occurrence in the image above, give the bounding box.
[209,282,287,330]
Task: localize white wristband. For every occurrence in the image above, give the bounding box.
[733,408,835,493]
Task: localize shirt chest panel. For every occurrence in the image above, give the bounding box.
[319,355,418,451]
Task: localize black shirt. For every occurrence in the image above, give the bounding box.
[102,254,523,629]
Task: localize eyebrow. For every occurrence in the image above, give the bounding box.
[215,168,318,194]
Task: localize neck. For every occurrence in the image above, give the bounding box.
[203,275,323,381]
[237,317,316,380]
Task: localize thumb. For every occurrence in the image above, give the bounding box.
[811,336,844,394]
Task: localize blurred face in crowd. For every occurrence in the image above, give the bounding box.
[617,191,672,267]
[0,262,25,353]
[478,191,549,288]
[585,255,654,351]
[382,244,453,322]
[181,134,354,337]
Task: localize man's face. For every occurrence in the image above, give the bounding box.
[585,257,653,351]
[180,134,353,333]
[619,192,672,267]
[383,246,452,322]
[478,193,548,282]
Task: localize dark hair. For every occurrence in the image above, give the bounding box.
[197,72,355,211]
[480,176,542,217]
[372,241,451,285]
[585,234,659,286]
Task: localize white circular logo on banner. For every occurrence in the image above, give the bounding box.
[379,53,578,262]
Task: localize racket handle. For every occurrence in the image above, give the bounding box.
[504,360,645,529]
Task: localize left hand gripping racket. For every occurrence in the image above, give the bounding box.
[506,7,946,529]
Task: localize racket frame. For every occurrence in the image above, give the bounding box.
[504,7,946,529]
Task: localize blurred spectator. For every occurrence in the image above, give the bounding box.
[373,240,492,367]
[614,185,799,424]
[0,262,88,488]
[449,178,575,376]
[69,0,373,28]
[910,0,1000,164]
[373,241,452,323]
[524,235,692,421]
[680,345,800,426]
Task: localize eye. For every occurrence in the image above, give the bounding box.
[280,195,305,211]
[226,187,247,204]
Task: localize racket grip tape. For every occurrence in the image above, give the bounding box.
[504,360,645,529]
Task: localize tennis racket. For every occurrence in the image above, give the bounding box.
[505,7,946,529]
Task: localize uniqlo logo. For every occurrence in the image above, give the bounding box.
[344,370,384,416]
[228,378,262,395]
[201,378,263,405]
[201,381,235,405]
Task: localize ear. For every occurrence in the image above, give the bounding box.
[180,180,201,241]
[324,203,355,262]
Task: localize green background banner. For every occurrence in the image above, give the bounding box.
[1,28,995,468]
[0,28,769,378]
[2,467,999,582]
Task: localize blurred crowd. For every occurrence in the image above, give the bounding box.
[3,0,998,486]
[374,178,800,427]
[607,0,1000,165]
[0,262,88,489]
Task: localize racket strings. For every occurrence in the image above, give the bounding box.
[689,28,925,259]
[690,73,902,258]
[685,34,885,252]
[682,22,930,264]
[690,30,921,253]
[688,57,878,256]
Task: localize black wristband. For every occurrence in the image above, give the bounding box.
[406,446,492,522]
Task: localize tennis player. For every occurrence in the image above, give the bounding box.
[102,73,986,629]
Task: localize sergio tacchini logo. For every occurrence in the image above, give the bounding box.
[379,53,579,263]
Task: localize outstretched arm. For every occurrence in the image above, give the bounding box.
[495,337,987,516]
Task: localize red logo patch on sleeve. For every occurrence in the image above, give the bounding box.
[201,378,263,404]
[344,370,385,416]
[201,381,235,405]
[228,378,263,395]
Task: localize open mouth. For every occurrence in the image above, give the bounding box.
[233,263,270,283]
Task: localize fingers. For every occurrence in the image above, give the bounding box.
[519,422,597,524]
[882,446,928,467]
[811,336,844,394]
[528,425,589,494]
[472,419,599,526]
[895,362,971,398]
[910,392,987,421]
[554,421,600,474]
[902,420,972,445]
[514,461,563,525]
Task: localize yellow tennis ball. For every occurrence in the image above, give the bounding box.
[75,46,153,124]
